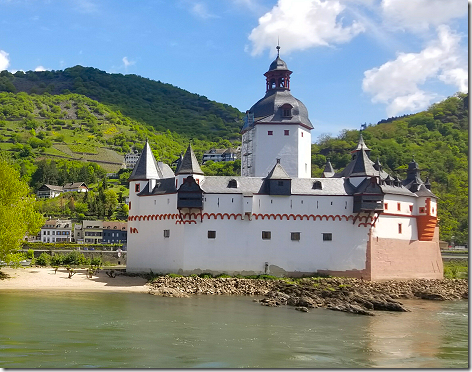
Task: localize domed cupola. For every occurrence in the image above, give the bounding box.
[264,45,292,92]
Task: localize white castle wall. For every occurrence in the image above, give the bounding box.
[127,182,371,275]
[252,124,309,178]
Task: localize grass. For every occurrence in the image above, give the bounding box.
[443,260,468,279]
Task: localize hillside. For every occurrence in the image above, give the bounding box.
[0,91,238,177]
[311,93,468,245]
[0,66,243,141]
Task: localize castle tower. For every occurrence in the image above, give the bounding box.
[241,46,313,178]
[128,139,160,195]
[175,144,205,188]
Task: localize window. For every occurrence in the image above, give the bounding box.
[268,131,273,136]
[52,231,55,235]
[301,132,304,137]
[409,205,413,212]
[262,231,271,240]
[164,229,170,238]
[284,130,289,136]
[384,203,388,210]
[312,181,322,190]
[291,232,300,241]
[129,202,131,210]
[398,224,402,234]
[419,207,425,213]
[283,108,291,117]
[135,183,140,192]
[208,230,216,239]
[322,233,332,241]
[227,179,238,188]
[397,202,401,211]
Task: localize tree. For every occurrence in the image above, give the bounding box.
[0,156,44,265]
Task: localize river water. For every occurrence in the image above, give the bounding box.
[0,291,468,368]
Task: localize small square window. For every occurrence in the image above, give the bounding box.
[268,131,273,136]
[135,183,140,192]
[322,233,332,241]
[262,231,271,240]
[164,229,170,238]
[291,232,300,241]
[208,230,216,239]
[284,130,289,136]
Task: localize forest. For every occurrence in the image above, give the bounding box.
[0,67,468,244]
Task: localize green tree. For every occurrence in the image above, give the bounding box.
[0,156,44,265]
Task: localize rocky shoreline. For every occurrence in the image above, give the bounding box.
[148,276,468,316]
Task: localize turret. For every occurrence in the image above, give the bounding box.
[175,144,205,189]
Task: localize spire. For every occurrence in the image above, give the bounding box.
[352,133,370,155]
[129,140,160,181]
[322,158,335,178]
[176,144,204,175]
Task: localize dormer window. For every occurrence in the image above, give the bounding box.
[281,104,293,118]
[313,181,322,190]
[227,179,238,188]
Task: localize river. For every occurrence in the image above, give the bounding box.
[0,291,468,368]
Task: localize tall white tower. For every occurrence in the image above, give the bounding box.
[241,46,313,178]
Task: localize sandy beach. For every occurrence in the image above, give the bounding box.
[0,267,150,293]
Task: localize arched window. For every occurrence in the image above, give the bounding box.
[281,103,293,118]
[227,179,238,188]
[313,181,322,190]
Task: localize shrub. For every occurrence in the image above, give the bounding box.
[36,252,51,266]
[167,273,183,278]
[90,257,102,266]
[198,272,213,278]
[26,249,34,259]
[63,251,89,266]
[50,253,65,266]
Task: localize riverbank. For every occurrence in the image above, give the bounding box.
[148,276,468,316]
[0,267,148,293]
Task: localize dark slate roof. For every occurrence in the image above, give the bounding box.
[269,56,289,71]
[266,161,291,180]
[241,90,313,132]
[414,183,436,198]
[199,176,354,195]
[352,134,370,152]
[176,145,204,175]
[334,149,383,178]
[157,161,175,178]
[323,159,335,178]
[129,140,161,181]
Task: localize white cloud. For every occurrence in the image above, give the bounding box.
[72,0,98,14]
[362,25,468,117]
[248,0,365,56]
[122,57,135,69]
[34,65,46,72]
[381,0,467,32]
[0,50,10,70]
[190,2,218,19]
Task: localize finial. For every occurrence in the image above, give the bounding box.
[276,158,281,164]
[276,38,280,57]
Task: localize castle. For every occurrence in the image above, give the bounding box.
[126,48,443,280]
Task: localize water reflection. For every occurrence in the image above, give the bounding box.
[0,291,468,368]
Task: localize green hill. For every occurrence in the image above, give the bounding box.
[311,93,468,245]
[0,66,243,141]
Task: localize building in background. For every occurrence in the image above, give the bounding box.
[202,148,240,163]
[102,221,128,247]
[40,219,73,243]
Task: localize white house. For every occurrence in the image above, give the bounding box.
[40,219,73,243]
[126,48,442,280]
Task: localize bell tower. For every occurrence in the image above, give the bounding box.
[241,45,313,179]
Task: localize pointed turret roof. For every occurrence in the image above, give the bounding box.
[322,158,335,178]
[267,159,291,180]
[351,133,370,154]
[129,140,160,181]
[176,144,204,175]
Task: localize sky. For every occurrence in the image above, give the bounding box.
[0,0,468,141]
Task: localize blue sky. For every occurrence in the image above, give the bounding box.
[0,0,468,141]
